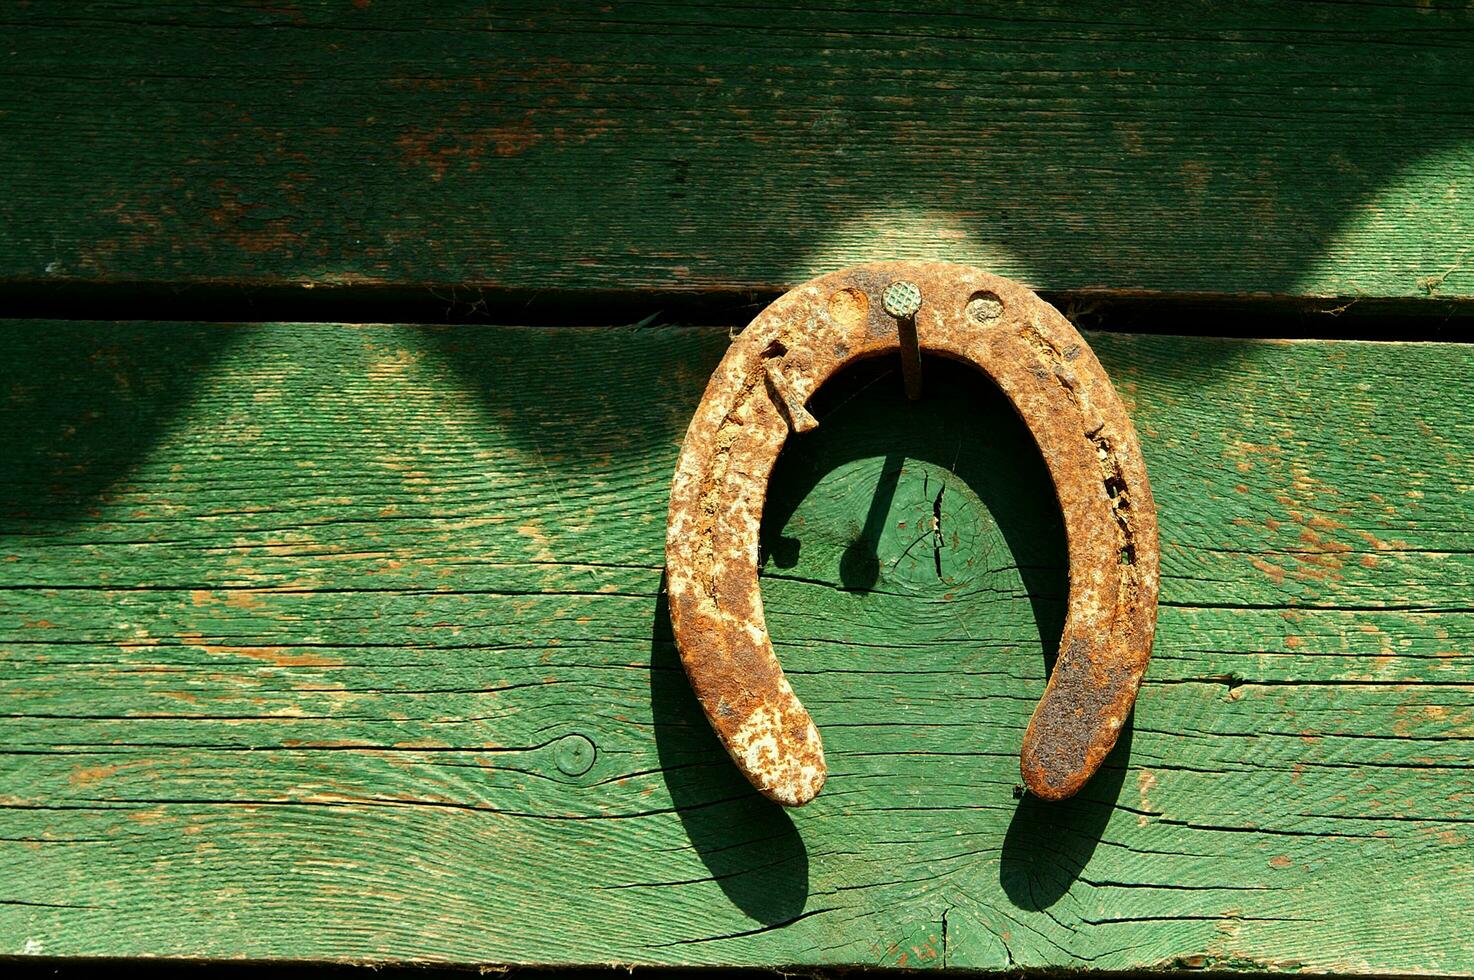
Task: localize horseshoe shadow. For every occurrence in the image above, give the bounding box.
[1000,719,1133,911]
[649,587,811,925]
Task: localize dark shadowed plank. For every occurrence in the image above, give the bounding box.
[1,1,1472,302]
[1,321,1471,971]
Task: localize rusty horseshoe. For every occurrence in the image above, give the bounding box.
[665,262,1159,805]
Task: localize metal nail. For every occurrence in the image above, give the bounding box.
[882,280,924,400]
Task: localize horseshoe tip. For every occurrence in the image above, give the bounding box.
[760,763,827,808]
[1020,734,1093,801]
[1021,767,1084,802]
[728,705,827,806]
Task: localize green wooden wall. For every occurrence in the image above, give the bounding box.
[4,0,1474,302]
[3,325,1472,971]
[2,1,1473,974]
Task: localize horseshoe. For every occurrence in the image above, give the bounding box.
[664,261,1159,805]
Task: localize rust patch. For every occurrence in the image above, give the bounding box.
[665,261,1160,805]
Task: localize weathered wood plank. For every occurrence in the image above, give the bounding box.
[3,1,1473,301]
[1,321,1472,971]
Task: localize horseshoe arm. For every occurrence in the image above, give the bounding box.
[665,262,1160,805]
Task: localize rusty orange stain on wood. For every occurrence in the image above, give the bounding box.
[204,184,301,255]
[159,691,201,705]
[69,764,119,787]
[180,633,336,669]
[1136,769,1158,826]
[1248,555,1287,586]
[224,591,268,611]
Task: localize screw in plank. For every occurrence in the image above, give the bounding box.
[882,280,923,400]
[553,733,597,776]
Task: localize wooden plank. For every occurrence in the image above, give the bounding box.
[2,1,1473,302]
[1,320,1471,971]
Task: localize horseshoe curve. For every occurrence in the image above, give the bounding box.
[665,261,1159,805]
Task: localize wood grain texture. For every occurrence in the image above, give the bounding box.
[1,320,1471,971]
[2,1,1474,301]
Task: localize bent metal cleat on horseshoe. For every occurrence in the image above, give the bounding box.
[664,261,1160,806]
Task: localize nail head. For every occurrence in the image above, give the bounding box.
[882,280,922,319]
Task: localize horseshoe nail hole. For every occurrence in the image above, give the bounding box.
[1120,543,1136,566]
[966,291,1004,325]
[827,287,869,326]
[1104,475,1128,500]
[553,733,597,776]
